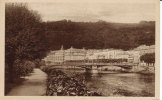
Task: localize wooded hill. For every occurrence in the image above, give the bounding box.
[43,20,155,50]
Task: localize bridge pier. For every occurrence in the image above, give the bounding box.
[131,65,142,72]
[85,65,98,73]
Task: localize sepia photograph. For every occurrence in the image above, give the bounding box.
[3,0,159,98]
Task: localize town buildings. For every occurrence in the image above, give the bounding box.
[64,46,86,61]
[43,46,86,64]
[43,45,155,65]
[133,45,155,55]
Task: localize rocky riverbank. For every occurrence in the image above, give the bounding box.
[41,66,102,96]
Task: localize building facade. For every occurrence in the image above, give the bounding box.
[43,46,86,64]
[64,46,86,61]
[43,45,155,65]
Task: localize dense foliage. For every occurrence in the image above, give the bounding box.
[43,20,155,50]
[13,59,35,77]
[140,53,155,64]
[5,3,47,83]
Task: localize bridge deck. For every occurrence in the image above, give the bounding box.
[49,62,138,66]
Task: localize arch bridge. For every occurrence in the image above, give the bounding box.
[51,62,138,70]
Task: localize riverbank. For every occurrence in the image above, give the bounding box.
[41,66,102,96]
[41,66,154,96]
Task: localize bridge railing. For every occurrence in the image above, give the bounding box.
[64,59,128,64]
[48,59,138,66]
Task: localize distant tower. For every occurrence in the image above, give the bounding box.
[60,45,64,64]
[70,46,73,49]
[61,45,64,50]
[82,47,85,50]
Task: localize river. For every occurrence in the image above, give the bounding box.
[55,67,155,97]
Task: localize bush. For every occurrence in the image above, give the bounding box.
[13,59,35,77]
[34,59,41,68]
[40,66,55,74]
[34,59,46,68]
[24,60,35,73]
[40,66,47,71]
[40,60,46,66]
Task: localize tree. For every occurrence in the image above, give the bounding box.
[5,3,44,81]
[140,53,155,64]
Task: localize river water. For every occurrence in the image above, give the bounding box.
[56,67,155,97]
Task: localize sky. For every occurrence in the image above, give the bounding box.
[27,0,156,23]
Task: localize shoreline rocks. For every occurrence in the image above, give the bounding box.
[42,67,102,96]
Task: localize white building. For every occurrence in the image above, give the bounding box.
[43,46,86,64]
[64,46,86,61]
[43,45,154,65]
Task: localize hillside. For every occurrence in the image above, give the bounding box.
[42,20,155,50]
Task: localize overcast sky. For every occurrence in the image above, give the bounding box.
[27,0,156,23]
